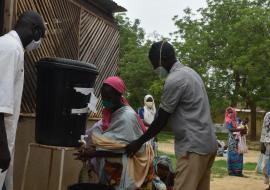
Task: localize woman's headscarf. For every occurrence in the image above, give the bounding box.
[102,76,146,133]
[225,107,237,128]
[143,95,156,125]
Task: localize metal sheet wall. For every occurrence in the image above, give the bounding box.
[78,10,119,118]
[17,0,119,118]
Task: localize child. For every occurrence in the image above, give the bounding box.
[153,156,174,190]
[237,118,248,154]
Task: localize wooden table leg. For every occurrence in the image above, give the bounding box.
[58,149,65,190]
[20,144,31,190]
[47,149,54,190]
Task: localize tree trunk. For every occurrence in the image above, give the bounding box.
[250,103,257,141]
[231,72,240,107]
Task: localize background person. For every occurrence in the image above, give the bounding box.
[0,11,45,189]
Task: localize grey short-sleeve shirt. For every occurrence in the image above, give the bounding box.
[160,62,217,158]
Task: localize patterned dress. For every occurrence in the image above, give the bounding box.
[226,122,243,176]
[260,112,270,184]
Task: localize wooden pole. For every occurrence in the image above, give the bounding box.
[3,0,15,33]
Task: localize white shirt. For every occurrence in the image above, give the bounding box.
[0,30,24,115]
[0,30,24,189]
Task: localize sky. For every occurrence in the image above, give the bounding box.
[113,0,207,39]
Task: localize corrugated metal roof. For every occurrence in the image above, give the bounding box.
[86,0,127,13]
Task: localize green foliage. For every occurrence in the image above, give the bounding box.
[173,0,270,106]
[115,13,160,109]
[172,0,270,137]
[149,79,165,106]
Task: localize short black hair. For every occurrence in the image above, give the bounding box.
[148,41,176,64]
[15,11,45,36]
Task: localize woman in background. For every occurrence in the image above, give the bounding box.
[138,95,158,155]
[224,107,247,176]
[138,95,157,128]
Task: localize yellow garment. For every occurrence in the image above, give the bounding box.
[92,133,154,188]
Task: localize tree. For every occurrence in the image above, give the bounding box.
[115,14,159,109]
[172,0,270,140]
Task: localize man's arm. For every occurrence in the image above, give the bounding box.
[126,108,171,156]
[0,113,10,172]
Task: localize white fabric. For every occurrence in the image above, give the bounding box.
[143,95,156,125]
[0,30,24,189]
[260,112,270,143]
[256,153,265,174]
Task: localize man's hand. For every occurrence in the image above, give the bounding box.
[125,140,143,157]
[0,143,10,173]
[0,113,10,173]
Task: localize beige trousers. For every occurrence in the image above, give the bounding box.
[173,152,216,190]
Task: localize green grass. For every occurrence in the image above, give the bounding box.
[158,151,257,178]
[211,160,228,178]
[158,131,259,178]
[244,162,257,171]
[157,131,174,143]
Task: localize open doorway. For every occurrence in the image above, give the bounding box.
[0,0,5,35]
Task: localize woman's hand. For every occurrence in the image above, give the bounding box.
[74,147,96,161]
[261,143,266,154]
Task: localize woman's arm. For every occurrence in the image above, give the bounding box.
[226,122,247,134]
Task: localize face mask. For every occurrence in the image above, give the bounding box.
[155,66,168,78]
[25,38,43,52]
[145,102,153,108]
[102,100,114,109]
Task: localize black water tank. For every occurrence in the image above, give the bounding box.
[35,57,98,147]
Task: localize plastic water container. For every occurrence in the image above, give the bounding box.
[35,57,98,147]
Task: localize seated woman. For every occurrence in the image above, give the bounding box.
[75,76,154,190]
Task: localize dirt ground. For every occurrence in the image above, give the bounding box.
[159,143,268,190]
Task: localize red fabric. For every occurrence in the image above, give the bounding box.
[104,76,126,94]
[225,107,237,128]
[102,76,146,133]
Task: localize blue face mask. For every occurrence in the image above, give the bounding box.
[102,100,114,109]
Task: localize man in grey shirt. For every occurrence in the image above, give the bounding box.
[126,41,217,190]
